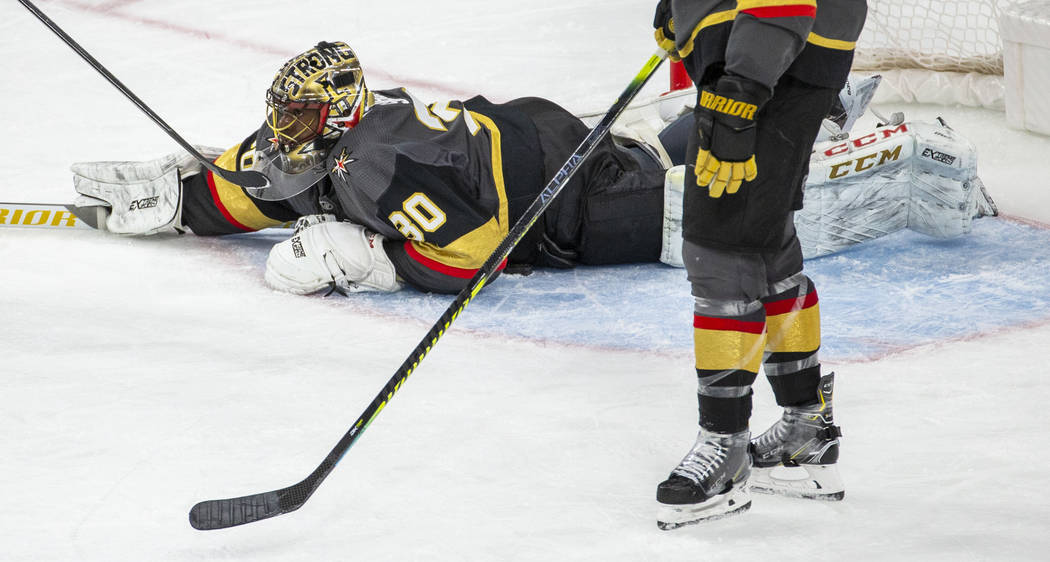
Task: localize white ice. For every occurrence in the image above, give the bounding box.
[2,1,1050,560]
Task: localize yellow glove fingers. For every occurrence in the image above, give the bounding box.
[710,163,732,198]
[726,161,745,195]
[695,149,716,187]
[704,159,721,186]
[744,156,758,182]
[696,151,757,198]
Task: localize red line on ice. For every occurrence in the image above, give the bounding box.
[45,0,477,98]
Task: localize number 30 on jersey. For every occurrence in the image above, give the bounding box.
[389,192,446,241]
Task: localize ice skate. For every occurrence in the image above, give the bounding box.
[750,373,844,500]
[656,429,752,530]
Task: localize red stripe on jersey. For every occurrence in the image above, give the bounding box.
[741,5,817,19]
[404,241,507,279]
[694,315,766,334]
[764,289,819,316]
[205,170,253,232]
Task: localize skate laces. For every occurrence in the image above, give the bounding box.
[753,418,791,453]
[673,439,730,484]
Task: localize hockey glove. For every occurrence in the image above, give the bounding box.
[265,215,403,295]
[652,0,681,62]
[71,146,223,235]
[695,75,771,198]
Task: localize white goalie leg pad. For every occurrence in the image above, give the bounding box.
[265,215,402,295]
[906,120,985,238]
[660,165,686,268]
[800,118,985,258]
[801,123,916,258]
[71,146,224,235]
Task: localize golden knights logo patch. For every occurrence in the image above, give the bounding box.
[331,148,356,177]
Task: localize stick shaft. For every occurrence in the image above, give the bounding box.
[18,0,269,188]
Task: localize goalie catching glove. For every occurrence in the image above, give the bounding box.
[265,214,402,295]
[694,75,771,198]
[70,147,223,235]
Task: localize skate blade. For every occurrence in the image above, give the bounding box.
[750,465,844,501]
[656,486,751,530]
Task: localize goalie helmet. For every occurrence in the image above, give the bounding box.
[248,41,372,201]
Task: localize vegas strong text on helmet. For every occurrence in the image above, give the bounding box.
[248,41,372,200]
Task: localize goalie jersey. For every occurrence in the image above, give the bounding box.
[179,88,666,293]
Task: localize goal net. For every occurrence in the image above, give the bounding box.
[853,0,1005,75]
[851,0,1008,108]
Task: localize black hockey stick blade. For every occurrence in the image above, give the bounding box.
[18,0,270,190]
[190,489,291,530]
[189,50,667,531]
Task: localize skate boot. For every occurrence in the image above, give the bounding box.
[750,373,844,500]
[656,429,752,530]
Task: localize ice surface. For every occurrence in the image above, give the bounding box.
[2,1,1050,560]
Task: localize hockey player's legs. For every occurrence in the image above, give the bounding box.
[659,139,835,526]
[657,242,774,528]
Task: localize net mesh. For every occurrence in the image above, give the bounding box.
[853,0,1005,75]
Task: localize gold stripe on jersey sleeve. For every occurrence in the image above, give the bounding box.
[805,32,857,51]
[678,2,847,59]
[210,146,284,231]
[678,9,737,58]
[737,0,816,10]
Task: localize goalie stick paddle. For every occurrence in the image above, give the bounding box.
[17,0,270,190]
[188,50,668,531]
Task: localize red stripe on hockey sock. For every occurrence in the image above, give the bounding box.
[764,289,819,316]
[694,315,766,334]
[404,242,506,279]
[741,5,817,19]
[204,170,253,232]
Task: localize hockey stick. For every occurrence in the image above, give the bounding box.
[0,202,103,230]
[188,50,668,531]
[17,0,270,190]
[0,200,295,232]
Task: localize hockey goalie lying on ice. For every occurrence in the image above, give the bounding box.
[68,42,995,297]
